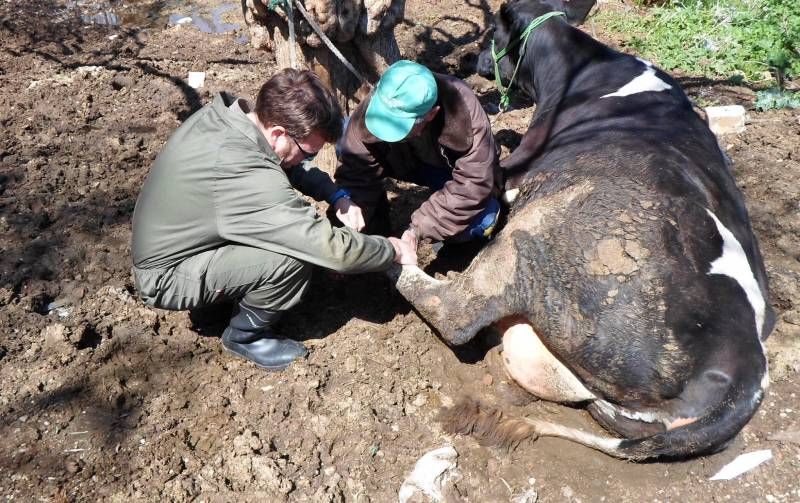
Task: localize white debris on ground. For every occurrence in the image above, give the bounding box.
[705,105,747,135]
[512,480,538,503]
[187,71,206,89]
[768,430,800,444]
[709,449,773,480]
[398,445,458,503]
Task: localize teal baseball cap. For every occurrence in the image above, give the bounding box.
[365,60,438,142]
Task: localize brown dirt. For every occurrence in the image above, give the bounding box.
[1,0,799,501]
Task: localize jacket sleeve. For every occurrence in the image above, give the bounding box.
[410,95,499,241]
[215,149,395,273]
[286,162,339,203]
[333,115,386,224]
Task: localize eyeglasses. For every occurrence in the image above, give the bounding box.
[290,135,318,161]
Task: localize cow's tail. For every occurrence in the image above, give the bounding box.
[615,369,766,460]
[440,372,765,460]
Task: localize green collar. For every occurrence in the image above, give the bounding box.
[491,11,566,111]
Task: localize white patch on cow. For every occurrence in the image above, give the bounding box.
[705,210,766,339]
[534,419,624,453]
[751,387,765,410]
[595,399,664,425]
[601,437,623,451]
[707,210,770,407]
[402,265,443,286]
[601,66,672,99]
[636,57,653,67]
[594,399,616,419]
[502,188,519,206]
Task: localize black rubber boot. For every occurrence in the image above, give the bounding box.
[221,302,307,370]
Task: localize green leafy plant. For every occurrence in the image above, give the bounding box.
[595,0,800,86]
[754,88,800,110]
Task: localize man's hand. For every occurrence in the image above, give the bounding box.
[388,237,418,265]
[401,226,418,251]
[334,197,365,231]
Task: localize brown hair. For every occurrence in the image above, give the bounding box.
[255,68,343,142]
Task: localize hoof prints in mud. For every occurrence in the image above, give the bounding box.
[75,324,102,350]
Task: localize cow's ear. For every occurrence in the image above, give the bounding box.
[562,0,596,25]
[498,2,513,26]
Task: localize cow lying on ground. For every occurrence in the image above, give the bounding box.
[389,0,774,460]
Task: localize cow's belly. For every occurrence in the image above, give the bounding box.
[498,316,595,403]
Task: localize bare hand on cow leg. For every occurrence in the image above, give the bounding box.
[387,237,418,265]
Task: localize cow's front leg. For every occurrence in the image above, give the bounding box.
[387,265,510,345]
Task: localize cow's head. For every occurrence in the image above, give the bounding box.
[477,0,596,85]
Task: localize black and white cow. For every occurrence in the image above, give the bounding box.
[389,0,775,459]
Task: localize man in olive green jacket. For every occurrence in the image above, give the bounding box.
[132,69,416,370]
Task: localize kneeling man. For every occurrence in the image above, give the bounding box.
[132,69,416,370]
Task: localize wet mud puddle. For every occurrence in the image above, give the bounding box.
[63,0,246,42]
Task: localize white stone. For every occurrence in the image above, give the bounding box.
[705,105,746,135]
[187,72,206,89]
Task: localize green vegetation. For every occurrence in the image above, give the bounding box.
[594,0,800,86]
[754,88,800,110]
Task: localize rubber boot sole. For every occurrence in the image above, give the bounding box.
[221,342,303,371]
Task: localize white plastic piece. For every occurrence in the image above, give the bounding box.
[512,488,539,503]
[705,105,747,135]
[709,449,772,480]
[187,72,206,89]
[175,16,192,24]
[398,446,458,503]
[502,188,520,205]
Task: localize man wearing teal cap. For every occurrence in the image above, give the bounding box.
[335,60,502,248]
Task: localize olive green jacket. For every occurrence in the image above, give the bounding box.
[132,92,395,275]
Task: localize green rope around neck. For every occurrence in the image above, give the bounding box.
[491,11,566,111]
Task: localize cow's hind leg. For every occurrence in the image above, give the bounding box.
[496,316,595,403]
[439,398,629,458]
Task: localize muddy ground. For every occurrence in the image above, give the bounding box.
[1,0,799,501]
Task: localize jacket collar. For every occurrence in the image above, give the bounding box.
[355,74,473,152]
[212,92,282,165]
